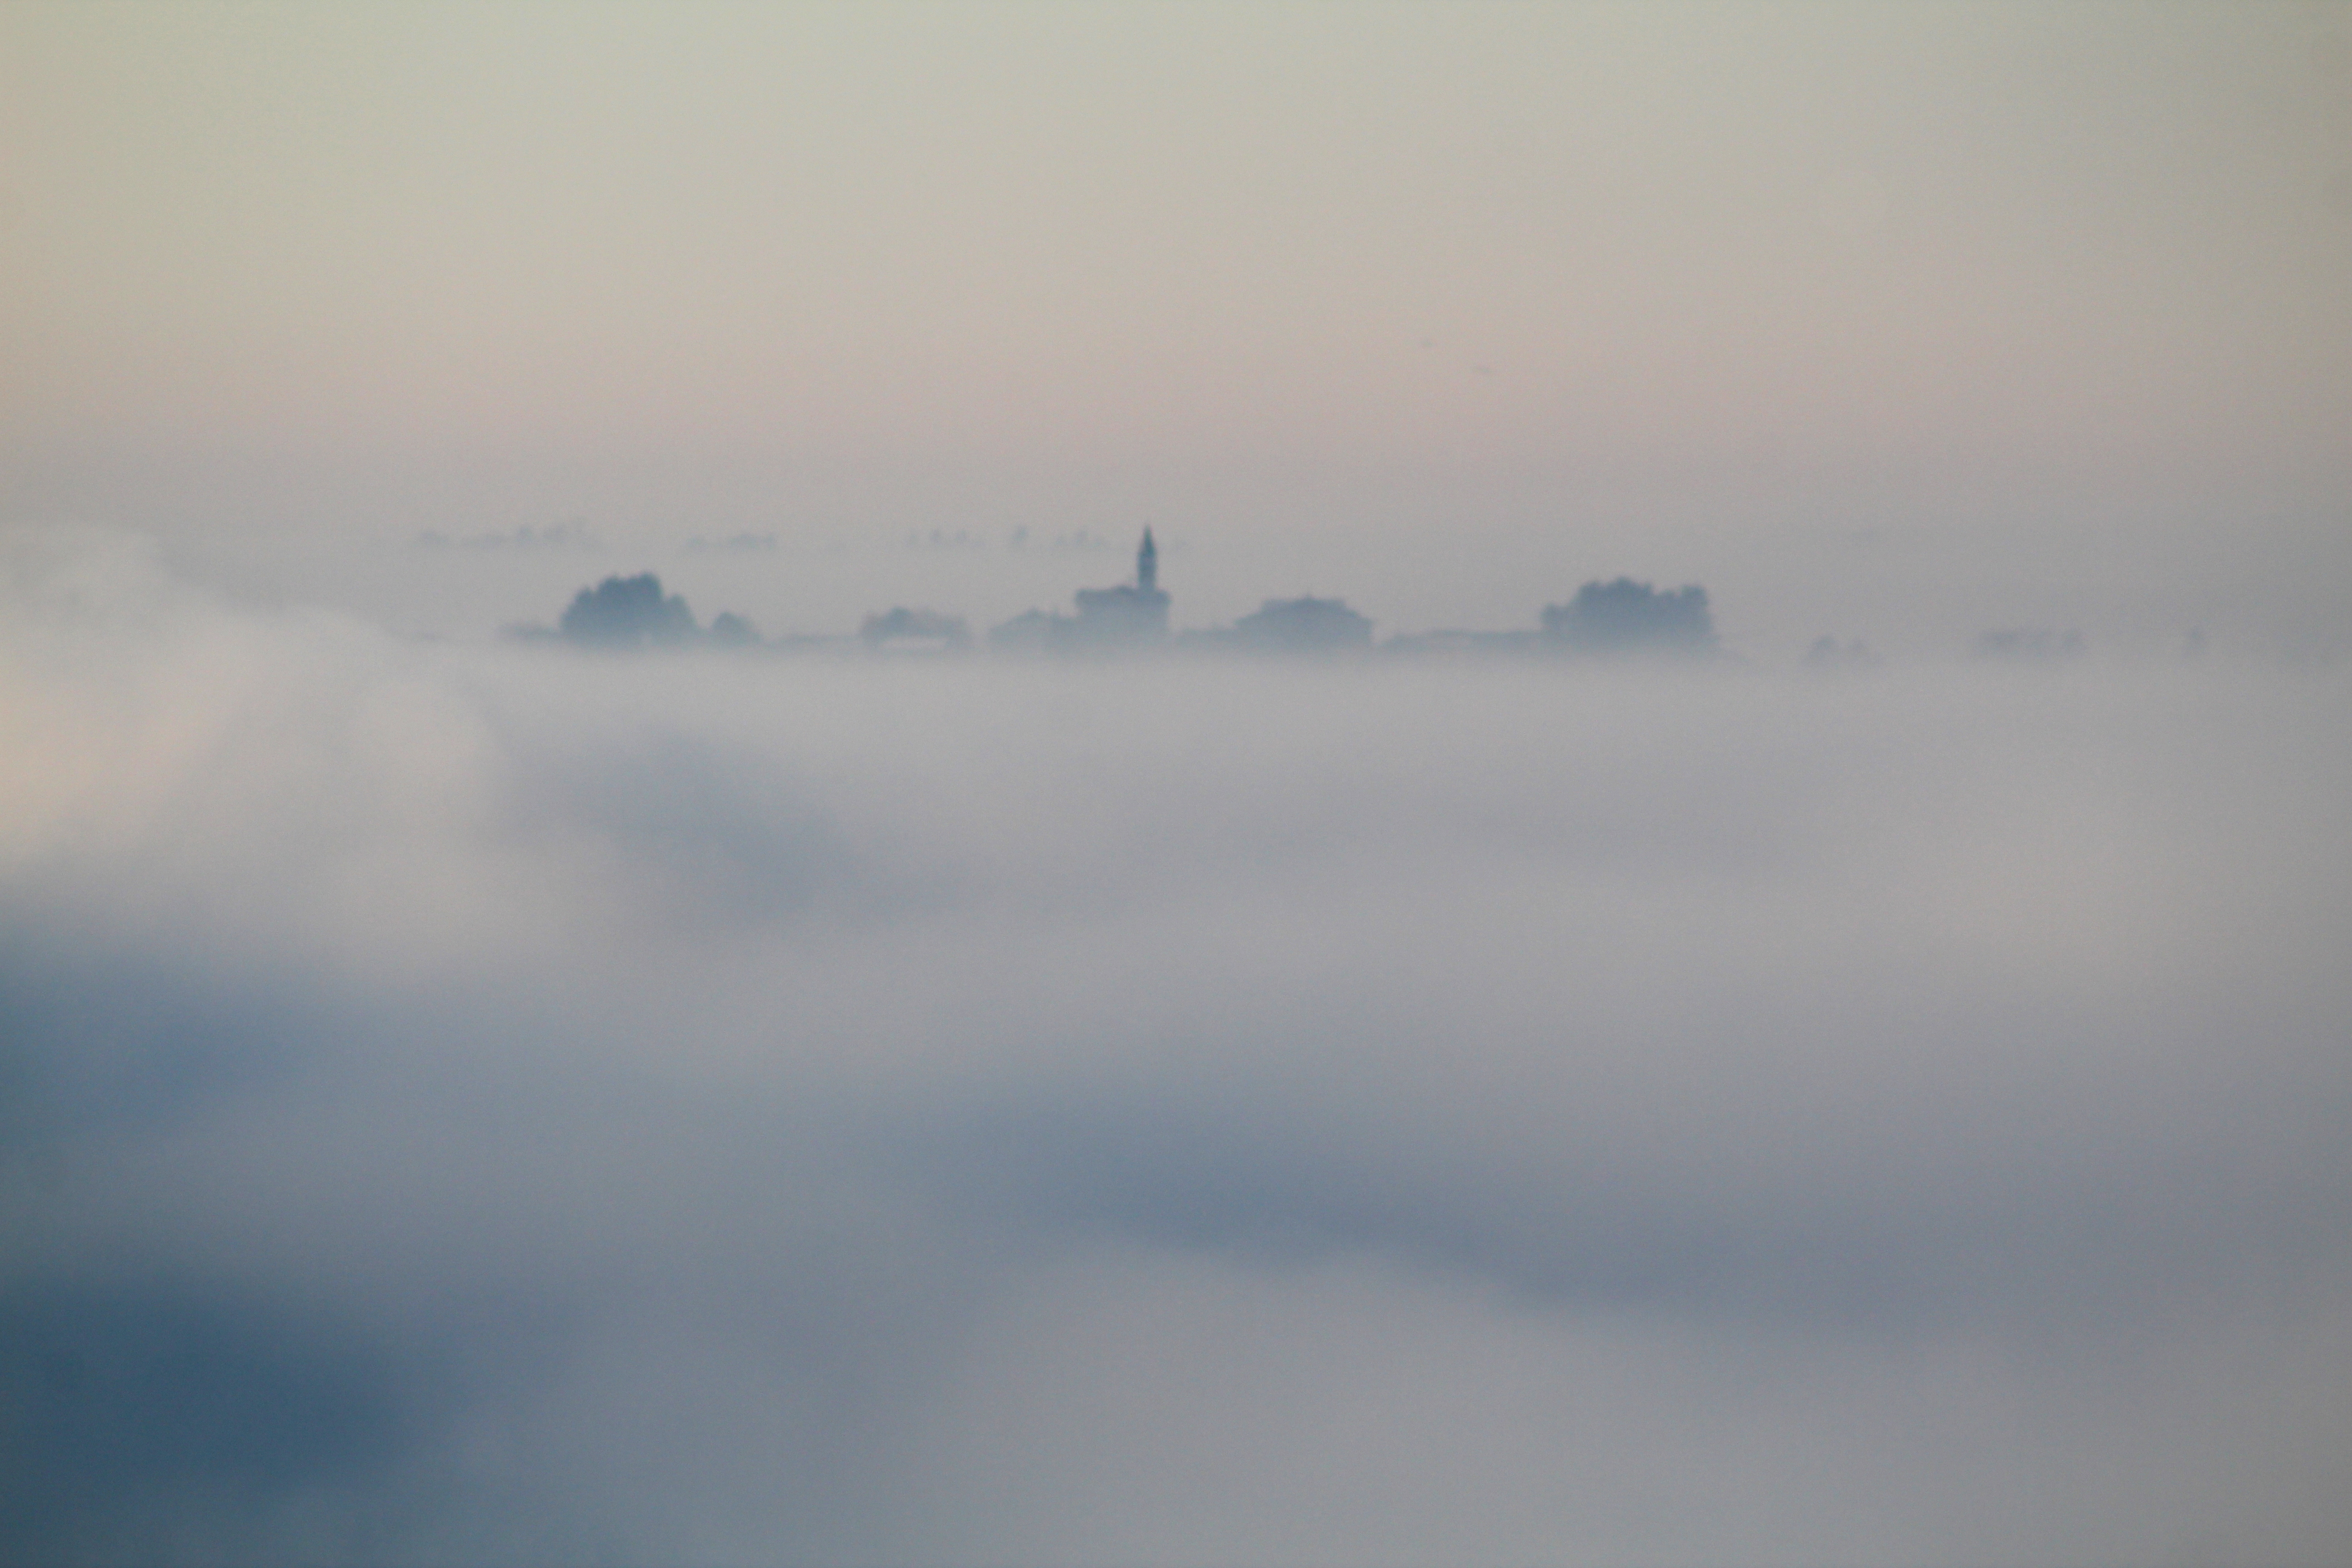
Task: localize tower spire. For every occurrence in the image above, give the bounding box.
[1137,528,1158,595]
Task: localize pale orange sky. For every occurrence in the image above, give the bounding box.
[3,2,2348,646]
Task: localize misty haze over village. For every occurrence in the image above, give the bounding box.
[521,529,2096,670]
[525,529,1747,662]
[6,5,2352,1568]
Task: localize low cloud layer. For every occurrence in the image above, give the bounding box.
[5,531,2350,1566]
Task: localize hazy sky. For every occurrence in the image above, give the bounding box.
[3,2,2347,646]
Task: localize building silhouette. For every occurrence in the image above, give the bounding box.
[1072,527,1170,644]
[860,606,972,653]
[991,529,1170,652]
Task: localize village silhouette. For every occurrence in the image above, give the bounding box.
[532,529,1730,660]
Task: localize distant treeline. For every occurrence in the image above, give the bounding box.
[512,572,1728,659]
[514,568,2098,665]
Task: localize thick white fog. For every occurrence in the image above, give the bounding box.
[5,530,2351,1566]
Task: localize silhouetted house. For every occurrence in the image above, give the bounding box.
[1231,596,1374,653]
[1540,578,1716,656]
[861,607,972,654]
[1973,628,2084,662]
[707,611,762,648]
[1804,635,1879,670]
[987,608,1066,655]
[990,529,1169,653]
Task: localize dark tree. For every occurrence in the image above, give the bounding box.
[558,574,700,647]
[1232,597,1374,652]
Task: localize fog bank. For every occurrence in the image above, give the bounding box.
[5,532,2350,1566]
